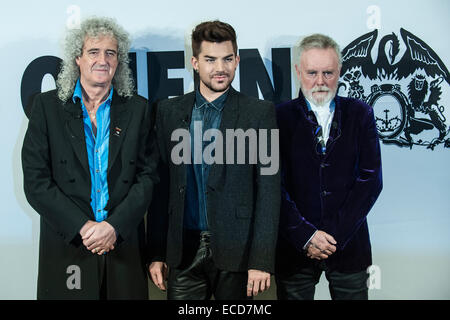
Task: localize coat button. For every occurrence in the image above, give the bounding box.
[179,186,185,193]
[322,190,329,196]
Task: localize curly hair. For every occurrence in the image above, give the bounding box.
[56,16,134,102]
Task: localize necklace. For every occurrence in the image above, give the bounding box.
[87,108,96,120]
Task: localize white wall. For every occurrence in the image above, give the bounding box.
[1,0,449,299]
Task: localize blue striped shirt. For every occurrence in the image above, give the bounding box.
[72,79,113,222]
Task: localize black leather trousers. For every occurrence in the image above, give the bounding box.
[167,230,250,300]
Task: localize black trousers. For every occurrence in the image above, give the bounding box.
[276,261,369,300]
[167,230,250,300]
[98,254,107,300]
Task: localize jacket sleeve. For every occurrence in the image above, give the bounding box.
[277,104,317,252]
[334,105,383,250]
[247,102,281,273]
[105,99,160,243]
[21,94,88,245]
[279,171,318,252]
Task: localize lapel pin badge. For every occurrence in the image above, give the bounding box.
[113,127,122,137]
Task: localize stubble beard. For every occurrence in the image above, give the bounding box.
[202,72,233,93]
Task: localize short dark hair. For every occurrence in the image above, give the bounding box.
[191,20,237,57]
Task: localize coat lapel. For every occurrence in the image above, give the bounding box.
[293,90,343,160]
[217,87,240,134]
[292,92,321,161]
[63,100,90,175]
[172,92,195,187]
[108,92,132,173]
[207,87,240,189]
[324,96,342,158]
[176,92,195,130]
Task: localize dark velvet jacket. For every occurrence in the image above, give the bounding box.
[275,91,382,274]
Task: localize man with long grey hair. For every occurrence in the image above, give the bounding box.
[275,33,382,299]
[22,16,158,299]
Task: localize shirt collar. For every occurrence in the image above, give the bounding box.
[72,79,114,105]
[305,97,335,114]
[194,87,229,111]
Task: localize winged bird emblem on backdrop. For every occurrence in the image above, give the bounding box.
[339,28,449,150]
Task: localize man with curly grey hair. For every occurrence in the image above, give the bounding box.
[22,17,158,299]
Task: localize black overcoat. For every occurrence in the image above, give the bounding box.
[22,89,158,299]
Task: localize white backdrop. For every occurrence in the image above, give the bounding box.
[1,0,449,299]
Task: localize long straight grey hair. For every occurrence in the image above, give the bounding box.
[56,16,134,102]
